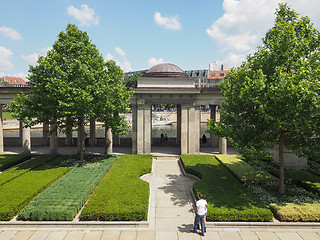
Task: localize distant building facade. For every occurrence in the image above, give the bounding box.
[1,76,28,87]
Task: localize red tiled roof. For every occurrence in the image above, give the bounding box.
[208,70,230,80]
[3,76,27,86]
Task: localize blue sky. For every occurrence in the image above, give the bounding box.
[1,0,319,80]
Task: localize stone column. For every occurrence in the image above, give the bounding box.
[90,118,96,147]
[219,138,227,154]
[21,125,31,154]
[42,122,49,146]
[209,105,217,147]
[49,124,58,154]
[218,105,227,154]
[177,105,181,146]
[180,105,200,154]
[105,127,113,154]
[0,105,4,154]
[180,106,189,154]
[132,105,137,154]
[132,104,151,154]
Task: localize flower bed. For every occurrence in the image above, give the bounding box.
[0,155,57,186]
[0,154,31,171]
[181,154,273,222]
[215,154,277,183]
[80,155,152,221]
[18,155,117,221]
[270,203,320,221]
[0,155,70,221]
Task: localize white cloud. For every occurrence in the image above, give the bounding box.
[115,47,126,57]
[67,4,99,26]
[154,12,181,30]
[41,47,53,55]
[148,57,164,67]
[105,47,133,72]
[21,53,39,64]
[206,0,320,68]
[0,46,14,70]
[0,26,22,40]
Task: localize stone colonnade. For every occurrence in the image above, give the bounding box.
[132,103,227,154]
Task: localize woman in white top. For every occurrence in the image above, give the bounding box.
[191,193,209,236]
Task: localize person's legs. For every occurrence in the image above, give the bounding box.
[204,215,207,232]
[193,214,200,232]
[200,214,205,235]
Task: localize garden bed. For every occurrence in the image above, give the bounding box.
[215,154,277,183]
[181,154,273,222]
[18,155,117,221]
[0,155,70,221]
[0,154,31,171]
[80,155,152,221]
[0,155,57,186]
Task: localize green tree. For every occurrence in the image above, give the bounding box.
[9,24,131,160]
[208,3,320,193]
[123,72,143,89]
[95,60,132,154]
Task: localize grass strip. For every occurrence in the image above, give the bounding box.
[0,154,31,171]
[216,154,278,183]
[0,155,70,221]
[80,155,152,221]
[270,203,320,222]
[18,155,117,221]
[0,155,57,186]
[181,154,273,222]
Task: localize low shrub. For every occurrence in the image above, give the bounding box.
[80,155,152,221]
[0,154,31,171]
[216,154,277,183]
[181,154,273,222]
[270,203,320,222]
[0,155,70,221]
[0,155,57,186]
[284,170,320,196]
[18,155,117,221]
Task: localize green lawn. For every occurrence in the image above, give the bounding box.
[0,154,31,171]
[80,155,152,221]
[181,154,273,222]
[18,155,117,221]
[0,155,70,221]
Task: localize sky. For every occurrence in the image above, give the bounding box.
[1,0,320,81]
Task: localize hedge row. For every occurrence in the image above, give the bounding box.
[18,155,117,221]
[270,203,320,222]
[215,154,277,183]
[0,154,31,171]
[181,154,273,222]
[285,170,320,196]
[0,155,57,186]
[0,155,70,221]
[80,155,152,221]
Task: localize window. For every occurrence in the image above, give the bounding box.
[211,73,216,77]
[220,73,224,77]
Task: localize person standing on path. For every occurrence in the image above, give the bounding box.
[191,193,208,236]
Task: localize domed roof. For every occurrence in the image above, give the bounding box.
[143,63,189,78]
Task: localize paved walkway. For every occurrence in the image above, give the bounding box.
[1,154,320,240]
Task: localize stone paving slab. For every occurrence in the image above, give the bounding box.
[238,231,259,240]
[28,231,50,240]
[10,230,34,240]
[255,231,280,240]
[297,232,320,240]
[100,230,120,240]
[275,232,304,240]
[64,231,85,240]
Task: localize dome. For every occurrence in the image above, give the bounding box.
[143,63,189,78]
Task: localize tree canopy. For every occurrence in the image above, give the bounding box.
[9,24,132,160]
[208,3,320,193]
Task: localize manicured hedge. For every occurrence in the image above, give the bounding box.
[270,203,320,222]
[181,154,273,222]
[0,155,57,186]
[0,154,31,171]
[0,155,70,221]
[285,170,320,196]
[18,155,117,221]
[216,154,278,183]
[80,155,152,221]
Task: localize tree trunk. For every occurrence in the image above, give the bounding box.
[78,121,85,161]
[278,132,285,193]
[105,127,113,154]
